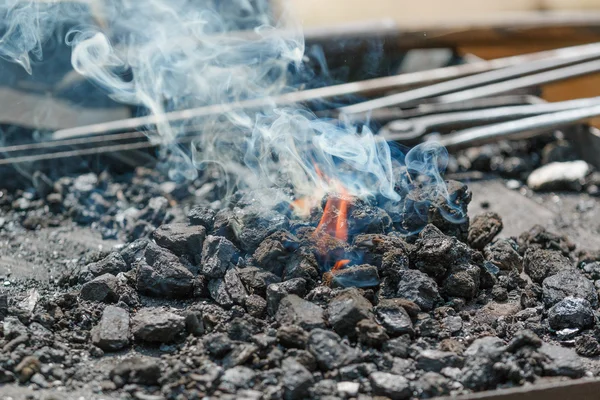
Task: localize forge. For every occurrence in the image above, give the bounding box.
[2,2,600,400]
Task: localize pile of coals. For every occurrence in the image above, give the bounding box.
[2,170,600,400]
[0,166,220,241]
[449,136,600,195]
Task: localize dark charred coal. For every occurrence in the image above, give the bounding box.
[2,152,599,400]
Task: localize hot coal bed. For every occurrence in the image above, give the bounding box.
[1,131,600,400]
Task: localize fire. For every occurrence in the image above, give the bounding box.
[333,259,350,271]
[314,187,350,242]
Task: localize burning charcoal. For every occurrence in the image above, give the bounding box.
[237,267,281,297]
[110,358,160,386]
[353,234,409,274]
[120,238,149,267]
[575,335,600,357]
[307,329,357,370]
[153,223,206,262]
[369,372,411,400]
[523,248,571,284]
[131,307,185,343]
[91,306,130,351]
[187,205,217,230]
[234,206,290,253]
[518,225,575,256]
[266,278,307,316]
[548,297,595,331]
[79,273,119,303]
[201,235,239,279]
[330,264,379,289]
[375,299,414,337]
[253,231,299,276]
[539,343,585,378]
[282,357,314,400]
[327,288,374,339]
[356,319,389,348]
[411,224,474,280]
[79,252,128,283]
[208,278,233,308]
[394,269,442,311]
[224,269,248,306]
[283,248,319,287]
[277,325,308,349]
[468,212,503,250]
[137,244,194,298]
[527,161,590,191]
[245,294,267,318]
[542,269,598,308]
[416,350,464,373]
[442,264,481,300]
[275,294,326,331]
[484,239,522,272]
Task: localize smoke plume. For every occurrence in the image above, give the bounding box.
[0,0,451,216]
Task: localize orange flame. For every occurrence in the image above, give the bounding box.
[333,259,350,271]
[314,187,349,242]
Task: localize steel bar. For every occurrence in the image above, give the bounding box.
[337,42,600,116]
[436,103,600,150]
[439,59,600,103]
[50,44,600,141]
[380,96,600,141]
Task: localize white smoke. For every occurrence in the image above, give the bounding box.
[0,0,448,206]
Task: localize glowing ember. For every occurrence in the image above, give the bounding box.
[333,259,350,271]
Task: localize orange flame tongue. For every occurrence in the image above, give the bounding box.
[315,187,349,242]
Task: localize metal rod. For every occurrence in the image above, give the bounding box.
[338,42,600,116]
[381,96,600,141]
[51,44,600,141]
[437,103,600,150]
[439,59,600,103]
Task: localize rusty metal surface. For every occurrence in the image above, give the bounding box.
[436,378,600,400]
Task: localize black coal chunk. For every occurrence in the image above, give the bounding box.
[442,264,481,300]
[110,358,160,386]
[375,299,414,337]
[394,269,442,311]
[137,243,194,298]
[524,248,571,284]
[282,357,314,400]
[484,239,522,272]
[152,223,206,262]
[253,231,299,277]
[327,288,374,339]
[415,350,464,372]
[283,247,320,287]
[275,294,326,330]
[307,329,357,370]
[542,270,598,308]
[468,212,503,250]
[369,372,411,400]
[548,297,595,331]
[277,325,309,349]
[201,235,239,279]
[353,234,409,276]
[120,238,149,267]
[356,319,389,348]
[234,206,290,253]
[91,305,129,351]
[187,205,216,230]
[266,278,307,316]
[330,265,380,289]
[518,225,576,256]
[79,273,119,303]
[79,252,129,283]
[237,266,281,297]
[131,307,185,343]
